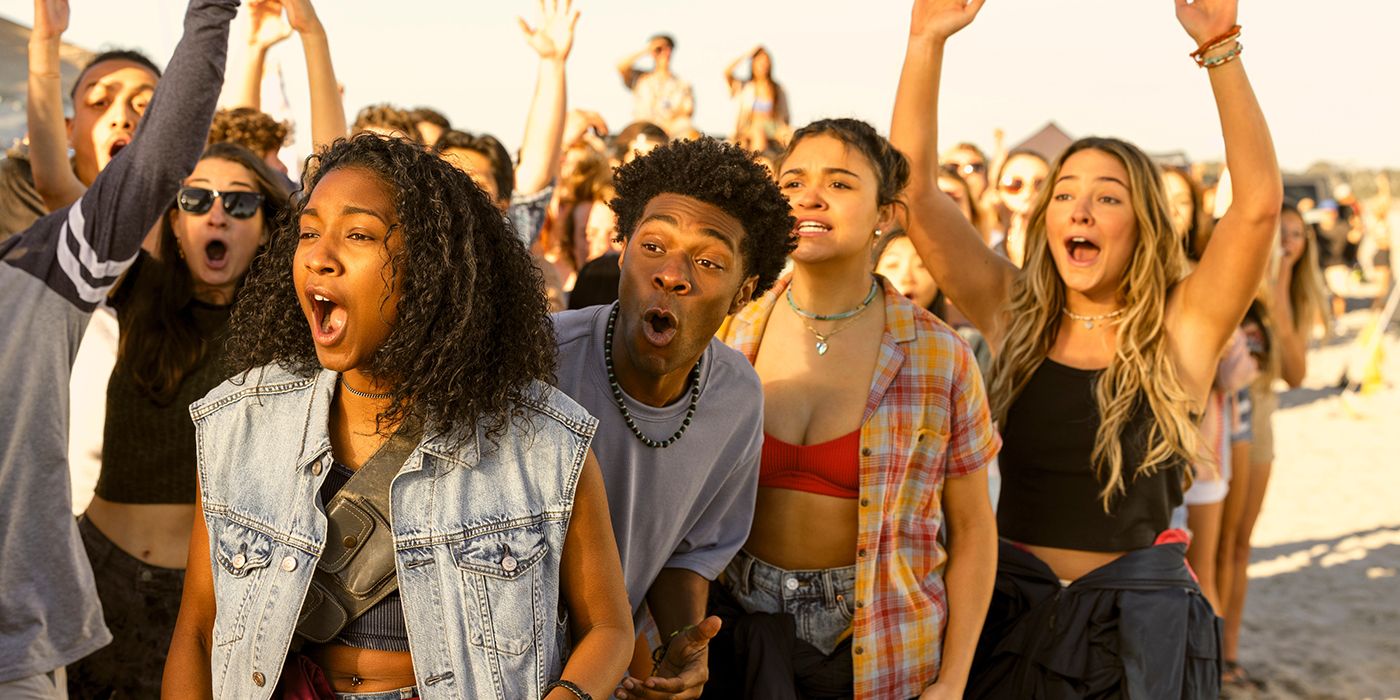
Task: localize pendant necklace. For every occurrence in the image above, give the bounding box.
[786,279,879,355]
[1061,306,1126,330]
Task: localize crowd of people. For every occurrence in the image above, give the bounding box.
[0,0,1386,698]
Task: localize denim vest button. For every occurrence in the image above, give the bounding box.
[252,671,265,686]
[231,552,247,569]
[501,556,519,572]
[784,577,799,591]
[312,462,323,476]
[281,556,298,572]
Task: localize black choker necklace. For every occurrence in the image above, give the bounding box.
[604,305,701,449]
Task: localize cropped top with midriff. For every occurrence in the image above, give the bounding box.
[996,358,1185,552]
[758,429,860,499]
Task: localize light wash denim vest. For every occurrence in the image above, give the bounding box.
[190,365,597,700]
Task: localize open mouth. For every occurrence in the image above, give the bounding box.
[108,137,130,160]
[641,308,679,347]
[308,289,348,346]
[1066,236,1101,265]
[204,240,228,269]
[795,220,832,236]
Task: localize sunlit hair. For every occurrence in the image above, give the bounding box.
[1277,202,1334,341]
[987,137,1200,509]
[1161,166,1212,261]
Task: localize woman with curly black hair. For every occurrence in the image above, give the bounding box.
[711,113,1000,696]
[164,134,633,700]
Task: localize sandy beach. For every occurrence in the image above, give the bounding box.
[1226,298,1400,700]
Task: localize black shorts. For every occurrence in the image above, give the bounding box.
[66,515,186,699]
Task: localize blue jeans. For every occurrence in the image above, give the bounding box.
[335,687,418,699]
[722,550,856,656]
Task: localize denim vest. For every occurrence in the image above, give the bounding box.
[190,365,597,700]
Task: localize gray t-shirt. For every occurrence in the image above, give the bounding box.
[0,0,236,681]
[553,304,762,626]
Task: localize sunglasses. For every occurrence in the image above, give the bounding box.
[943,161,986,177]
[177,187,265,219]
[999,177,1045,196]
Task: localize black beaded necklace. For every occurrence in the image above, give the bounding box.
[604,304,701,449]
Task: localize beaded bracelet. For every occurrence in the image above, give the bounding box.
[1190,23,1242,61]
[1201,41,1243,69]
[544,679,591,700]
[650,623,699,671]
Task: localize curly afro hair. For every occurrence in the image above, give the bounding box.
[610,137,795,299]
[209,107,290,155]
[223,133,556,444]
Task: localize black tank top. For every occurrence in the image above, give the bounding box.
[997,358,1185,552]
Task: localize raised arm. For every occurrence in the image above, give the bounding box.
[11,0,237,311]
[231,0,292,110]
[514,0,580,198]
[616,43,653,89]
[1172,0,1283,357]
[26,0,86,211]
[890,0,1017,349]
[283,0,346,150]
[723,48,753,96]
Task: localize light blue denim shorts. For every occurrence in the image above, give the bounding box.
[722,549,856,656]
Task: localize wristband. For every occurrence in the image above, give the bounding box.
[544,679,591,700]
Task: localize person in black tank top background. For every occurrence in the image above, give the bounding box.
[890,0,1282,696]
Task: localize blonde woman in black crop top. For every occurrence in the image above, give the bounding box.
[891,0,1280,696]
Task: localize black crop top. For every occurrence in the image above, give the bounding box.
[996,358,1185,552]
[93,253,233,504]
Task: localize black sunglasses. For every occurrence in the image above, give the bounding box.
[177,187,265,219]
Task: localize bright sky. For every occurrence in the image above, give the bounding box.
[2,0,1395,172]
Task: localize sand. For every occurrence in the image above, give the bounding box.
[1225,298,1400,700]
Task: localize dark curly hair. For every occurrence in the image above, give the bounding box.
[610,138,795,298]
[209,107,290,156]
[352,103,422,142]
[223,134,556,444]
[780,118,911,211]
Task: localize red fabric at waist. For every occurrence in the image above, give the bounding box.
[759,429,861,499]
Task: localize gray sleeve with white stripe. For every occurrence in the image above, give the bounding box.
[0,0,238,311]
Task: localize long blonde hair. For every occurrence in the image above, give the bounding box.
[1279,203,1333,341]
[987,137,1201,510]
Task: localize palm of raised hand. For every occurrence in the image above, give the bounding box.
[909,0,985,41]
[1175,0,1238,45]
[32,0,70,40]
[519,0,580,61]
[249,0,292,47]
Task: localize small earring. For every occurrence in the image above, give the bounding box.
[873,229,882,238]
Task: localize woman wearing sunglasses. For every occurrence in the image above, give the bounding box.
[991,149,1048,267]
[68,142,289,696]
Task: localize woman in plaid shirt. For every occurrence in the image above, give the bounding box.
[707,15,1000,700]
